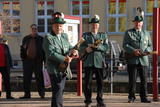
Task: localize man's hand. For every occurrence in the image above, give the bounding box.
[64,56,72,63]
[85,47,93,53]
[134,49,141,56]
[70,49,79,58]
[88,44,99,48]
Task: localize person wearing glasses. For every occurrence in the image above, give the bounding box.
[19,24,45,99]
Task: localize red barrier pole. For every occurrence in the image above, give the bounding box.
[77,60,82,96]
[64,15,83,96]
[77,17,83,96]
[152,8,159,101]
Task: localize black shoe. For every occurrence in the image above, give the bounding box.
[19,96,31,99]
[97,103,106,107]
[141,99,151,103]
[40,95,45,99]
[6,96,15,99]
[128,98,135,103]
[85,103,91,107]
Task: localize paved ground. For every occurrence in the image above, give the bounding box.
[0,92,160,107]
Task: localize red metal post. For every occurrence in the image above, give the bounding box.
[77,60,82,96]
[64,15,83,96]
[152,8,159,101]
[77,17,83,96]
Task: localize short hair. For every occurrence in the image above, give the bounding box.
[30,24,37,28]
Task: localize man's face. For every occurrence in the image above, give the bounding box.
[134,21,143,30]
[31,25,38,35]
[91,23,99,31]
[52,23,64,34]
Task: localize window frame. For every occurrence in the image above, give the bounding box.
[144,0,159,32]
[35,0,54,35]
[0,0,20,36]
[106,0,128,35]
[70,0,90,32]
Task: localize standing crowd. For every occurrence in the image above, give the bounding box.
[0,8,153,107]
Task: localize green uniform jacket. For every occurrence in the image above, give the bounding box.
[43,32,72,78]
[79,32,109,68]
[123,28,152,66]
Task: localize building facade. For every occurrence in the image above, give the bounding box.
[0,0,159,62]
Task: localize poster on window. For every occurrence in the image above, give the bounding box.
[63,18,80,47]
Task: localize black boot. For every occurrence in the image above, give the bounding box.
[6,92,15,99]
[141,98,151,103]
[19,93,31,99]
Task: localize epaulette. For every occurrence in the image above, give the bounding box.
[98,32,106,34]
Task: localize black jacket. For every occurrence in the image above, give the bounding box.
[20,34,45,62]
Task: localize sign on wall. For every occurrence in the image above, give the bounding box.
[64,18,80,46]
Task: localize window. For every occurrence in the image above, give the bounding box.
[107,0,127,34]
[144,0,160,31]
[70,0,90,32]
[0,0,20,35]
[35,0,54,34]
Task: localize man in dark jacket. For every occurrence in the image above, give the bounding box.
[0,36,14,99]
[19,24,45,99]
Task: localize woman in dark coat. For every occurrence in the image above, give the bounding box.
[0,38,14,99]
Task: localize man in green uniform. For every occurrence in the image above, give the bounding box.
[123,15,152,103]
[43,14,78,107]
[80,15,108,107]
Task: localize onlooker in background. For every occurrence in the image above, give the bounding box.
[0,35,14,99]
[19,24,45,99]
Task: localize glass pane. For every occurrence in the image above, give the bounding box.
[82,18,89,32]
[3,2,10,16]
[82,0,89,15]
[158,0,160,7]
[38,19,45,32]
[2,18,11,33]
[118,17,126,32]
[109,0,116,14]
[72,1,80,15]
[37,1,44,15]
[146,0,154,13]
[119,0,126,14]
[108,17,116,32]
[47,18,52,32]
[47,1,54,15]
[13,1,20,16]
[0,3,3,16]
[12,19,20,33]
[146,16,152,31]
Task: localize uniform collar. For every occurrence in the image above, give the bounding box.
[135,28,142,32]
